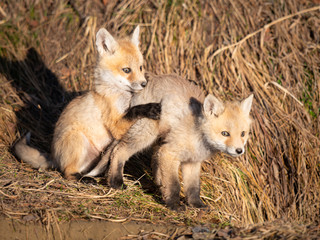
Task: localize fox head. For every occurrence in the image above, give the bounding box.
[95,26,146,92]
[201,94,253,157]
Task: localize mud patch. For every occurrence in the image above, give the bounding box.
[1,217,319,240]
[0,217,188,240]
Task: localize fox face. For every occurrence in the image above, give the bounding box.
[95,26,146,92]
[202,94,253,157]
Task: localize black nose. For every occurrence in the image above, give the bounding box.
[141,81,147,88]
[236,148,243,154]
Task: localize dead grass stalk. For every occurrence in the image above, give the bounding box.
[0,0,319,231]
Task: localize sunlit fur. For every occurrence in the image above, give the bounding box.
[95,38,145,94]
[202,100,252,157]
[107,73,253,210]
[15,26,150,180]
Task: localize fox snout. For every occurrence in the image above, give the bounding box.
[236,148,243,154]
[141,80,147,88]
[131,79,147,91]
[226,146,245,157]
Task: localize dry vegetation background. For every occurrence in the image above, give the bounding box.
[0,0,319,234]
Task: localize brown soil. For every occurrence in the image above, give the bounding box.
[0,217,189,240]
[1,217,319,240]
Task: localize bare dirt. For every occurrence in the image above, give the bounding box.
[1,217,319,240]
[0,217,189,240]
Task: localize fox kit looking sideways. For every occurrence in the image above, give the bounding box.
[105,73,253,210]
[14,26,161,180]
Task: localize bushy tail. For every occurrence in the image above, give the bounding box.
[14,132,56,170]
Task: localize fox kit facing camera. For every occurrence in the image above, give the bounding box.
[105,73,253,210]
[14,26,161,180]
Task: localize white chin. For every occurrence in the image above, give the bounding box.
[226,151,243,157]
[130,87,143,93]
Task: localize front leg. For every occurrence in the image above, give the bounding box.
[154,145,184,211]
[124,102,161,121]
[181,161,207,208]
[108,148,126,189]
[108,119,160,189]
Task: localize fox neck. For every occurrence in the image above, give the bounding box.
[94,81,132,98]
[196,117,219,158]
[94,69,133,114]
[200,131,219,155]
[191,116,217,160]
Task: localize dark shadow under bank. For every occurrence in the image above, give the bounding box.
[0,47,76,152]
[0,47,160,200]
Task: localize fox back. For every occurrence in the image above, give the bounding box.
[106,73,254,209]
[130,74,253,159]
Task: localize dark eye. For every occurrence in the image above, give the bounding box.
[122,68,131,74]
[241,131,245,137]
[221,131,230,137]
[140,66,143,71]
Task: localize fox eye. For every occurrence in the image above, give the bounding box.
[140,66,143,71]
[241,131,245,137]
[122,68,131,74]
[221,131,230,137]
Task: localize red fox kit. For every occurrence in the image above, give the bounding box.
[14,26,161,180]
[104,73,253,210]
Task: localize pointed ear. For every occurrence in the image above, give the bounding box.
[240,94,254,116]
[96,28,118,56]
[203,94,224,117]
[131,25,140,47]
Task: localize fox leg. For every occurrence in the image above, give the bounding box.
[64,164,80,180]
[124,102,161,121]
[55,132,99,180]
[107,141,129,189]
[108,119,160,189]
[153,145,183,211]
[181,162,207,208]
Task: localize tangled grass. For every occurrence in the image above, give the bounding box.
[0,0,319,231]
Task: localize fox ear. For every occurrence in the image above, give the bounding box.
[96,28,118,56]
[240,94,254,116]
[203,94,224,117]
[131,25,140,47]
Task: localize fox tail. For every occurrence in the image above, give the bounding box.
[14,132,56,170]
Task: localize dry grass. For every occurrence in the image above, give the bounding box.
[0,0,319,233]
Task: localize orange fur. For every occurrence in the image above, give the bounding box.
[14,26,157,179]
[91,92,134,139]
